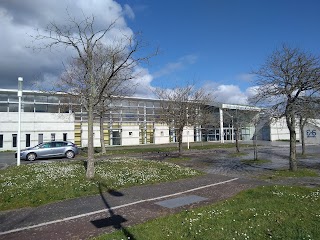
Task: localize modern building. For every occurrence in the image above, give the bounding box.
[1,88,318,151]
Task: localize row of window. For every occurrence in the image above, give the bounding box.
[0,133,68,148]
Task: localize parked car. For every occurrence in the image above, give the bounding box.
[15,141,79,161]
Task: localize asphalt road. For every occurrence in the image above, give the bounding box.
[0,152,64,169]
[0,152,16,169]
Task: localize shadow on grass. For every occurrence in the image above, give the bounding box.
[90,182,136,240]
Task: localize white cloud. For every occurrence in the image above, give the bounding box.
[123,4,135,20]
[0,0,134,89]
[153,54,198,78]
[203,82,250,105]
[131,67,156,98]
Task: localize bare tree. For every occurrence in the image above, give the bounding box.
[296,97,320,156]
[33,13,155,179]
[224,109,259,153]
[251,44,320,171]
[155,85,211,155]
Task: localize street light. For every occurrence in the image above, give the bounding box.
[186,107,189,149]
[17,77,23,166]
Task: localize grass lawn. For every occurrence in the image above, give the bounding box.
[259,168,319,180]
[81,143,253,156]
[95,185,320,240]
[0,158,202,211]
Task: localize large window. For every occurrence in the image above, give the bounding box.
[51,133,55,141]
[38,134,43,144]
[26,134,30,147]
[0,103,7,112]
[0,134,3,148]
[35,104,47,112]
[9,103,18,112]
[12,134,17,147]
[0,93,8,101]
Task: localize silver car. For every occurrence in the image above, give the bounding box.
[15,141,79,161]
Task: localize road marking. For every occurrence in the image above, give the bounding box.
[0,177,238,235]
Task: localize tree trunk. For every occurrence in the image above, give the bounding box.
[235,127,240,153]
[253,125,258,161]
[86,101,95,179]
[299,117,306,156]
[177,128,183,155]
[100,114,106,154]
[287,115,297,171]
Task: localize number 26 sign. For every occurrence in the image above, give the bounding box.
[306,130,316,137]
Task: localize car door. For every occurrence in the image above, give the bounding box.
[51,142,67,157]
[37,142,54,158]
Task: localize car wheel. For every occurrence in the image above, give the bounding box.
[27,153,36,161]
[66,150,75,159]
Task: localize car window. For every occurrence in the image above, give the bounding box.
[41,143,52,148]
[55,142,67,147]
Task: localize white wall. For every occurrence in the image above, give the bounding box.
[182,126,195,143]
[154,125,170,144]
[269,117,301,141]
[303,120,320,144]
[0,112,75,151]
[80,123,101,148]
[122,125,140,146]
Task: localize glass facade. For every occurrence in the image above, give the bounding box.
[0,89,258,148]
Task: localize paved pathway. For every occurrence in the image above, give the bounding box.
[0,174,264,240]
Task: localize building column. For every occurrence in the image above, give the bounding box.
[219,108,224,143]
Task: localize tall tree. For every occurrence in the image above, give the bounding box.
[33,13,155,179]
[155,85,211,155]
[251,45,320,171]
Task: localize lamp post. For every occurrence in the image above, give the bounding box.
[17,77,23,166]
[186,107,189,149]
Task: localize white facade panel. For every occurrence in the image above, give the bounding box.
[80,123,101,148]
[269,118,300,141]
[154,125,170,144]
[182,126,195,143]
[303,120,320,144]
[121,125,140,146]
[0,112,75,151]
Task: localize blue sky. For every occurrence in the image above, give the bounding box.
[1,0,320,104]
[121,0,320,102]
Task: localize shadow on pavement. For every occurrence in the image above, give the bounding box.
[90,182,136,240]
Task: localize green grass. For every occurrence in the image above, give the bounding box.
[0,158,202,211]
[94,185,320,240]
[80,143,252,156]
[260,168,319,180]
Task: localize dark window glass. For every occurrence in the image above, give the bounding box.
[41,143,52,148]
[9,103,18,112]
[51,133,55,141]
[0,135,3,148]
[35,104,47,112]
[0,103,7,112]
[23,94,35,102]
[48,105,59,113]
[63,133,67,141]
[0,93,8,101]
[34,95,47,102]
[12,134,17,147]
[26,134,30,147]
[8,93,18,102]
[23,104,34,112]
